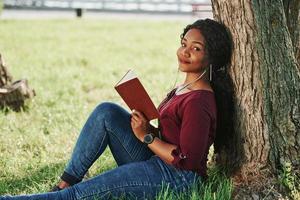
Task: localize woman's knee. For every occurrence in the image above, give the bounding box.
[94,102,119,114]
[94,102,128,121]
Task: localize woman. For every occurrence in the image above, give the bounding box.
[1,18,233,200]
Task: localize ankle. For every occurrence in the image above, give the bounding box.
[58,180,70,189]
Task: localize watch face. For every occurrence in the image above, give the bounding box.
[144,134,154,144]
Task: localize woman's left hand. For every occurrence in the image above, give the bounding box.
[130,109,150,142]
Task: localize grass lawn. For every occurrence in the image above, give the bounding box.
[0,18,232,199]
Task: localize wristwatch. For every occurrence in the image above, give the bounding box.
[143,133,155,144]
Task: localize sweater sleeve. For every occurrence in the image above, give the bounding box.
[171,97,211,170]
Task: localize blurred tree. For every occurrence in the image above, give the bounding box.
[0,54,35,111]
[0,0,3,16]
[0,54,12,87]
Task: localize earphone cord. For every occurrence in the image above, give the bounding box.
[159,69,207,114]
[170,68,180,91]
[176,70,207,94]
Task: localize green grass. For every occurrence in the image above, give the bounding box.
[0,18,232,199]
[155,168,232,200]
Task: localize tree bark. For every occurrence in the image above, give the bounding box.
[283,0,300,66]
[0,54,13,87]
[0,54,35,111]
[211,0,300,194]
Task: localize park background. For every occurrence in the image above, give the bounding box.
[0,1,299,200]
[0,1,233,199]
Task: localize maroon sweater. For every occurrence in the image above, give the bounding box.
[158,89,217,178]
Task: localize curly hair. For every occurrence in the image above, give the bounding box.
[181,19,232,70]
[181,19,235,155]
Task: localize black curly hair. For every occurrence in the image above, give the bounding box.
[181,19,235,155]
[181,18,232,70]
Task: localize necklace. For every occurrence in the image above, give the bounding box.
[160,70,207,113]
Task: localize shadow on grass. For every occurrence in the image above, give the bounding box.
[0,162,66,195]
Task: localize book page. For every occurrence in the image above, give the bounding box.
[115,69,137,86]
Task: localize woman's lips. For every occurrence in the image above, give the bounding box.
[178,58,191,64]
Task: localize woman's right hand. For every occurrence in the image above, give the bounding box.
[130,109,150,142]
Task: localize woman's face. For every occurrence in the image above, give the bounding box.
[177,28,208,73]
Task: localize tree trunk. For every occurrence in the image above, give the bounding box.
[0,54,13,87]
[211,0,300,198]
[0,54,35,111]
[283,0,300,66]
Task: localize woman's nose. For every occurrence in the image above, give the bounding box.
[182,47,190,57]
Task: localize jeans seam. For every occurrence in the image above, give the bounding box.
[106,128,136,162]
[91,129,107,163]
[64,130,107,182]
[153,157,171,182]
[77,182,159,200]
[76,128,108,180]
[103,108,147,162]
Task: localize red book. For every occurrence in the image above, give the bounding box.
[115,69,159,120]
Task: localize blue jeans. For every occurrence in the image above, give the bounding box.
[1,102,200,200]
